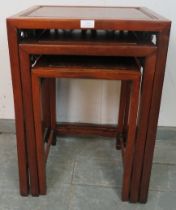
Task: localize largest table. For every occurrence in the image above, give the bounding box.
[7,5,171,203]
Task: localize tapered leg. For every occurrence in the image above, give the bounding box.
[122,79,140,201]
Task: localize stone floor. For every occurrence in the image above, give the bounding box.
[0,120,176,210]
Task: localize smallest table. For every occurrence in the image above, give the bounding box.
[31,55,141,201]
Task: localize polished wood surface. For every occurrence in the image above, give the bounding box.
[6,22,29,196]
[19,47,39,196]
[139,27,171,203]
[8,6,170,30]
[130,52,157,202]
[20,43,156,57]
[35,55,138,68]
[19,40,156,199]
[6,5,171,203]
[13,5,168,21]
[27,6,152,20]
[56,123,117,137]
[31,55,141,200]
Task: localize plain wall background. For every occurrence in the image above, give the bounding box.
[0,0,176,126]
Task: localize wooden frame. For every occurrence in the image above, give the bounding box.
[30,56,141,200]
[19,42,156,201]
[6,6,171,203]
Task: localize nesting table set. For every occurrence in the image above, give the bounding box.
[7,6,171,203]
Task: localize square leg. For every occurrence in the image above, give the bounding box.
[116,81,131,149]
[32,75,47,195]
[121,79,140,201]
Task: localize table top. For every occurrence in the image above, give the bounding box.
[33,55,139,71]
[14,6,166,21]
[8,6,170,31]
[25,6,154,20]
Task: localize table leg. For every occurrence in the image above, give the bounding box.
[122,79,140,201]
[117,81,127,149]
[19,48,39,195]
[42,79,51,134]
[49,78,56,145]
[7,22,29,195]
[42,78,56,145]
[130,53,157,203]
[139,28,171,203]
[32,74,46,194]
[116,81,130,150]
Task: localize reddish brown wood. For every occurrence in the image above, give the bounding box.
[49,79,56,145]
[31,71,46,195]
[19,48,39,196]
[122,81,131,136]
[31,56,141,200]
[20,43,156,57]
[25,6,164,21]
[45,129,54,162]
[41,79,51,130]
[56,123,117,137]
[122,78,140,201]
[130,53,157,202]
[6,21,29,196]
[41,78,56,145]
[116,81,130,149]
[117,82,128,133]
[8,6,169,31]
[7,6,171,202]
[33,68,139,80]
[19,40,157,201]
[18,42,147,199]
[116,86,125,149]
[139,27,171,203]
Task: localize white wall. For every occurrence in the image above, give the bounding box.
[0,0,176,126]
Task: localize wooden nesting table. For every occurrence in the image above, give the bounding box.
[7,5,171,203]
